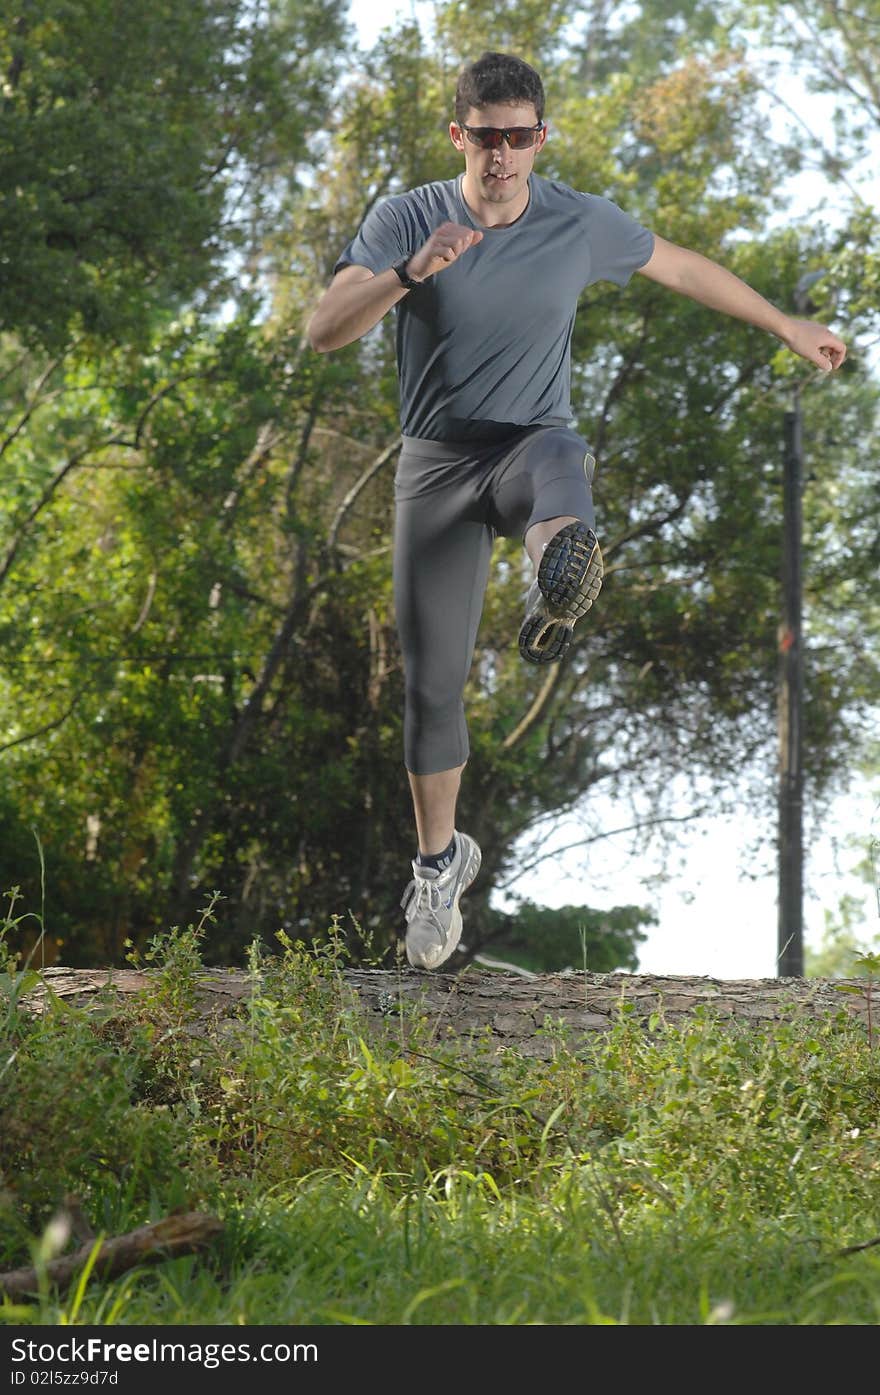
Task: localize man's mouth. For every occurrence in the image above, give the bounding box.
[486,171,514,181]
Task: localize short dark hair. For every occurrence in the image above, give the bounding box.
[454,51,545,124]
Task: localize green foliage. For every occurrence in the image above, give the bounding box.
[0,888,44,1028]
[0,1,351,352]
[807,893,880,979]
[0,999,185,1267]
[478,897,652,972]
[2,923,880,1324]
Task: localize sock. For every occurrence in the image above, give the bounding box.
[417,835,456,873]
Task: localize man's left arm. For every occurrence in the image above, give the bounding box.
[637,234,847,373]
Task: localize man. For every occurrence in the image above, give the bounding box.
[306,51,846,973]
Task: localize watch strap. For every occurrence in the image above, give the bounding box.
[392,258,421,289]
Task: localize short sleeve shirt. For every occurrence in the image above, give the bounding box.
[333,173,654,442]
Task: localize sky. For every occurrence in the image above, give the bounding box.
[340,0,880,977]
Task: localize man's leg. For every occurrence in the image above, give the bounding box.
[492,428,603,665]
[393,451,491,968]
[408,764,464,858]
[393,502,490,781]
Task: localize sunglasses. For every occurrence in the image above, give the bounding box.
[459,121,545,150]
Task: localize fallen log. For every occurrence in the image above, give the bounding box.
[0,1211,223,1300]
[14,964,877,1058]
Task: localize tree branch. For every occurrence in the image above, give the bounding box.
[793,1,880,119]
[591,324,649,461]
[132,372,215,450]
[501,665,564,750]
[602,498,691,561]
[0,685,90,756]
[747,68,863,201]
[0,367,225,595]
[286,395,322,522]
[328,434,401,553]
[0,443,100,593]
[129,571,158,635]
[220,418,286,532]
[5,15,26,94]
[495,812,707,892]
[0,357,64,460]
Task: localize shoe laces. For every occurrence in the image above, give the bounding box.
[401,873,446,929]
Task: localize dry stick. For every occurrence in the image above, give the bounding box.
[836,1235,880,1257]
[501,664,562,750]
[0,1212,223,1300]
[327,434,402,553]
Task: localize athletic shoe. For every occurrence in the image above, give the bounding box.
[401,831,482,970]
[518,521,603,665]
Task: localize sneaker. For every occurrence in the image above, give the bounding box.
[401,831,482,970]
[518,520,603,665]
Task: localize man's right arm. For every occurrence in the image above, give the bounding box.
[306,264,409,354]
[306,223,484,353]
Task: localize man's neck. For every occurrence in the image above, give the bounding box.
[460,173,531,228]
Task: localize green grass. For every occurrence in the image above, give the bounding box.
[1,897,879,1326]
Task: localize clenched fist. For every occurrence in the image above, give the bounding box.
[407,222,484,282]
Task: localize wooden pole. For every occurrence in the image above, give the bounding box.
[778,398,804,976]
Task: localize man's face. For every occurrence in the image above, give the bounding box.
[450,101,546,206]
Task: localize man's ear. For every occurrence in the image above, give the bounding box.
[449,121,465,151]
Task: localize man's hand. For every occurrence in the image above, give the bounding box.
[306,223,483,351]
[779,317,847,374]
[407,222,484,282]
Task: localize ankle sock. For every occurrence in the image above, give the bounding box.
[417,835,456,873]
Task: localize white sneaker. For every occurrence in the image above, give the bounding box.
[401,831,482,970]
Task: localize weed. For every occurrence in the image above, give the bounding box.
[3,885,879,1324]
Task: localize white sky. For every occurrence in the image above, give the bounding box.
[343,0,880,976]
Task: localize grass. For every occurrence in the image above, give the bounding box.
[1,892,879,1326]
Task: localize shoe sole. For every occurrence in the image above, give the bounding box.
[405,836,482,970]
[518,522,603,666]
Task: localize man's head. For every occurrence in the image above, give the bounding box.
[453,51,545,125]
[451,52,547,214]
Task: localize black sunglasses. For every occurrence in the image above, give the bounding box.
[459,121,545,150]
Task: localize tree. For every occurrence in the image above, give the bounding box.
[805,894,879,978]
[473,899,652,973]
[0,0,350,352]
[0,3,877,974]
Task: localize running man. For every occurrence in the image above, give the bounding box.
[306,51,846,972]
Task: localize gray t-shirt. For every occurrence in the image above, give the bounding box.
[333,173,654,442]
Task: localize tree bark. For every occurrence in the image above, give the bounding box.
[18,965,876,1059]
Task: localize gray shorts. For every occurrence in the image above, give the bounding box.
[393,425,596,774]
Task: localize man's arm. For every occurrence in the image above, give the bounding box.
[637,234,847,373]
[306,223,484,353]
[306,264,408,354]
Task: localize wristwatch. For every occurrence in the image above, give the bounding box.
[392,258,422,290]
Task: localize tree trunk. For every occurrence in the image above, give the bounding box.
[18,966,875,1058]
